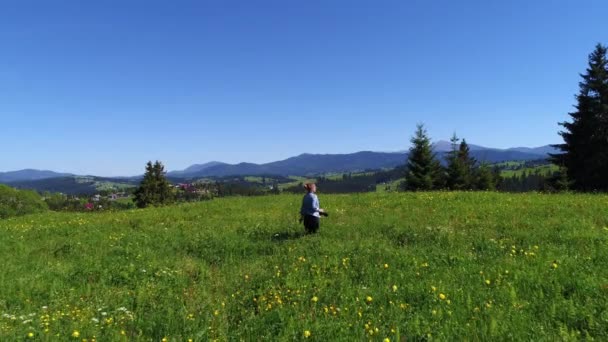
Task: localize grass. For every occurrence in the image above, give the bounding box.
[1,192,607,340]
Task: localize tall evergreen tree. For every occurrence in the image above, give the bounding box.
[446,135,476,190]
[458,139,476,188]
[446,133,465,190]
[404,124,443,190]
[134,161,174,208]
[551,44,608,191]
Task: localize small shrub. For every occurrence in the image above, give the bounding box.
[0,184,48,218]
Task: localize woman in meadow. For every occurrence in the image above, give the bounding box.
[300,183,326,234]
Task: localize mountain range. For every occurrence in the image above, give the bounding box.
[1,142,557,184]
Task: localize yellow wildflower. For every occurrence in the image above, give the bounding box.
[392,285,398,292]
[72,331,80,338]
[485,279,491,285]
[304,330,311,338]
[439,293,446,300]
[366,296,373,303]
[311,296,318,303]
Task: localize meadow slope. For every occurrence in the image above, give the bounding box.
[1,192,607,341]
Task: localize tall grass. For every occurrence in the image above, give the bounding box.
[0,192,607,340]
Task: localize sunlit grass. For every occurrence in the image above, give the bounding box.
[1,192,607,340]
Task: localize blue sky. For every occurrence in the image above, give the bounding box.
[1,1,607,176]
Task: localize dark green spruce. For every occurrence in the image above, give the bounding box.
[551,43,608,191]
[134,161,174,208]
[404,124,443,190]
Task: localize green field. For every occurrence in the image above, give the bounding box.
[1,193,607,340]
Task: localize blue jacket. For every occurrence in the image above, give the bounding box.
[300,192,320,217]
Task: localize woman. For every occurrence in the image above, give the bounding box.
[300,183,325,234]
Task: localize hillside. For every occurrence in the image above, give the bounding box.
[1,193,606,340]
[7,176,137,195]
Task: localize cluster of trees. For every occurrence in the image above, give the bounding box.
[0,184,47,219]
[550,44,608,192]
[499,171,551,192]
[403,125,501,191]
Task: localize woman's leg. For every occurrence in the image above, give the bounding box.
[304,215,320,233]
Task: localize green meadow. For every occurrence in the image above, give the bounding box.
[1,192,607,341]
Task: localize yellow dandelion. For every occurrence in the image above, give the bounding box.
[161,338,168,342]
[552,262,558,269]
[311,296,318,303]
[392,284,398,292]
[304,330,311,338]
[431,286,437,292]
[366,296,373,303]
[485,279,491,285]
[72,331,80,338]
[384,263,389,269]
[27,332,34,338]
[439,293,446,300]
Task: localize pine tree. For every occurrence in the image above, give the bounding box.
[446,133,463,190]
[404,124,443,191]
[446,135,477,190]
[459,139,477,188]
[134,161,174,208]
[475,162,496,190]
[551,44,608,191]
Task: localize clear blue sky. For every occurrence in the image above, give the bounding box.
[1,1,607,176]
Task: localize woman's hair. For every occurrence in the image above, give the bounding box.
[304,183,316,192]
